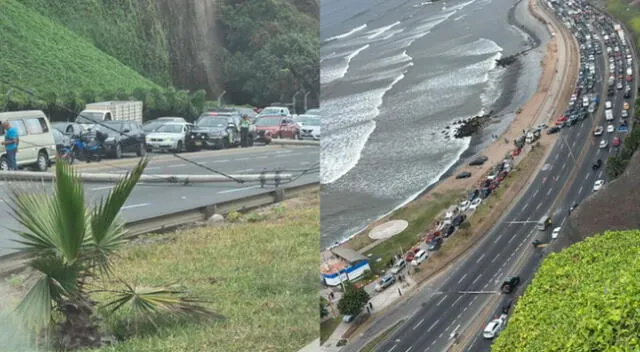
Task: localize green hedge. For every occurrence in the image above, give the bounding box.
[492,230,640,351]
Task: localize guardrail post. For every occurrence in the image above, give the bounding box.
[274,188,285,202]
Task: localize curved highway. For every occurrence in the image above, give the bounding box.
[0,146,319,257]
[343,1,636,352]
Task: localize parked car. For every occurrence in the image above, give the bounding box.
[294,115,321,140]
[390,259,406,274]
[552,227,561,239]
[456,171,472,179]
[459,200,471,211]
[546,126,561,134]
[256,106,291,118]
[427,237,443,251]
[469,197,482,210]
[186,115,241,150]
[375,274,396,292]
[254,116,301,142]
[405,248,421,262]
[442,225,455,238]
[95,120,146,159]
[411,249,428,266]
[452,214,467,227]
[483,314,508,339]
[145,122,194,153]
[593,179,605,191]
[592,159,602,170]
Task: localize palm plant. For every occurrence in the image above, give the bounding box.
[8,158,210,350]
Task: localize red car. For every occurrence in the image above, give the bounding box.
[405,248,421,261]
[627,75,633,82]
[555,116,568,125]
[254,116,301,143]
[425,231,441,243]
[613,136,621,147]
[512,148,521,157]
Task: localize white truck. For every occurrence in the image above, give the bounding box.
[605,109,614,121]
[525,128,541,144]
[76,101,143,124]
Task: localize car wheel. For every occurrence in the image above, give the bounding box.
[136,142,146,157]
[36,151,49,172]
[0,156,8,170]
[175,141,184,153]
[114,143,123,159]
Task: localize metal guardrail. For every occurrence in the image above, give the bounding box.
[0,181,320,278]
[270,139,320,146]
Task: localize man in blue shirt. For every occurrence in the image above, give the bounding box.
[2,121,19,170]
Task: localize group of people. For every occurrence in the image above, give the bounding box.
[1,120,18,170]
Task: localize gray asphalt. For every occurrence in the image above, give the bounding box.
[356,4,635,352]
[0,146,319,257]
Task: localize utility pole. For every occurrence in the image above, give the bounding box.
[217,90,226,108]
[292,91,302,115]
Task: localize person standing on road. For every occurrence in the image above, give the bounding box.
[240,114,251,148]
[2,121,19,170]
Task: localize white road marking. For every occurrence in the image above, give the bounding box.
[404,347,412,352]
[146,166,160,170]
[436,295,448,306]
[554,154,559,161]
[535,202,542,210]
[211,159,229,163]
[508,235,516,244]
[546,188,552,196]
[120,203,149,210]
[522,201,529,210]
[572,140,576,148]
[452,296,463,306]
[579,185,584,194]
[584,173,590,180]
[493,234,503,244]
[233,169,255,173]
[426,319,440,333]
[168,164,185,168]
[256,156,268,159]
[532,190,539,197]
[90,186,114,191]
[599,170,603,178]
[388,344,397,352]
[457,274,468,284]
[562,163,566,170]
[476,254,485,264]
[300,161,311,165]
[413,319,425,330]
[218,185,261,194]
[471,274,482,285]
[237,157,249,161]
[491,254,499,263]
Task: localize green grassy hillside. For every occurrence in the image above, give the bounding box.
[492,230,640,351]
[16,0,171,86]
[0,0,160,98]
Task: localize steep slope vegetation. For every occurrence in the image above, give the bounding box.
[492,230,640,351]
[0,0,159,99]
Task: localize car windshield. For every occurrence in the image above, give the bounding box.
[155,124,183,133]
[255,117,281,127]
[262,107,284,115]
[198,117,228,127]
[143,121,167,131]
[295,118,320,126]
[95,122,124,133]
[76,112,103,124]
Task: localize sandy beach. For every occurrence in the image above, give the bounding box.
[327,0,579,253]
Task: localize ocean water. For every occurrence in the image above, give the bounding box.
[320,0,549,249]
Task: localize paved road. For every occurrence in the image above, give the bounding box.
[0,146,319,257]
[360,2,636,352]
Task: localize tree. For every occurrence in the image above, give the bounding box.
[9,159,210,350]
[337,282,370,317]
[606,156,627,179]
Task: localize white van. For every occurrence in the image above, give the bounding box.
[0,110,57,171]
[411,249,428,266]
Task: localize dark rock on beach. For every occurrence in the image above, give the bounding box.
[453,110,493,138]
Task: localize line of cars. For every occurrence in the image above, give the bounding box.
[49,106,321,160]
[374,158,514,293]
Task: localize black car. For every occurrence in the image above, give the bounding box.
[96,120,146,159]
[427,237,443,251]
[501,276,521,294]
[480,187,492,199]
[443,224,456,238]
[452,214,467,227]
[501,299,514,314]
[186,115,241,151]
[592,159,602,170]
[456,171,472,179]
[546,126,561,135]
[469,156,488,166]
[469,189,480,201]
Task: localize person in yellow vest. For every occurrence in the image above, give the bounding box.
[239,114,251,148]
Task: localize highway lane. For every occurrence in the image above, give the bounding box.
[0,146,319,257]
[370,4,623,352]
[465,6,637,352]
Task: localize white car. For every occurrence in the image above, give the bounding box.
[607,124,615,133]
[469,198,482,210]
[593,126,604,136]
[605,101,612,110]
[622,109,629,118]
[390,259,406,274]
[294,115,321,140]
[552,227,561,239]
[593,179,605,191]
[459,200,471,212]
[483,314,508,339]
[411,249,428,266]
[145,122,193,153]
[599,140,608,149]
